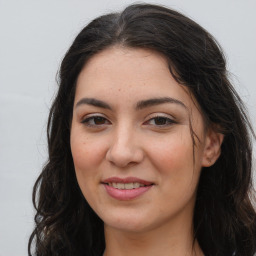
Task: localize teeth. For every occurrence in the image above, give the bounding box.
[124,183,133,189]
[117,183,125,189]
[108,182,146,189]
[133,182,140,188]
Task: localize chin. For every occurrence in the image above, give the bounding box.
[101,210,158,233]
[105,221,150,234]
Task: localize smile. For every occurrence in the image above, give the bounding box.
[107,182,146,190]
[102,177,154,200]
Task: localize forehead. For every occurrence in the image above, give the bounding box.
[75,46,194,110]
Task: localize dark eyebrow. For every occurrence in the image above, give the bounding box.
[75,98,112,110]
[75,97,186,111]
[136,97,187,110]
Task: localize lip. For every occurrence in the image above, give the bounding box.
[102,176,154,201]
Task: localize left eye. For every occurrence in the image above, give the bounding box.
[146,116,175,126]
[81,116,110,126]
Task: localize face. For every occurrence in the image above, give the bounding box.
[70,47,221,234]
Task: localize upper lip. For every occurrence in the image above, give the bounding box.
[102,177,154,186]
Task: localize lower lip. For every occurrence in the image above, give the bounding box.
[103,184,153,200]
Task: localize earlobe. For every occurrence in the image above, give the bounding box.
[202,129,224,167]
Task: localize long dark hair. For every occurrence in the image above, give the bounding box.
[28,3,256,256]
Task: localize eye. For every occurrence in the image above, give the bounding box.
[145,116,176,126]
[81,115,111,127]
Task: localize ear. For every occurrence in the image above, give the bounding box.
[202,129,224,167]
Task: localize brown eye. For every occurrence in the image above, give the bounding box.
[145,116,176,127]
[81,116,111,127]
[154,117,168,125]
[94,116,106,125]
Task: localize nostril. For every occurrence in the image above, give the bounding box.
[106,145,144,168]
[106,138,144,166]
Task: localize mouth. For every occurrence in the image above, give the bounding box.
[102,177,154,188]
[106,182,149,190]
[101,177,154,200]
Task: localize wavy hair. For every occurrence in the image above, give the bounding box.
[28,3,256,256]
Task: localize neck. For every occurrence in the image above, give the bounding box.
[104,218,203,256]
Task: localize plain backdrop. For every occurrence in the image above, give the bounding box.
[0,0,255,255]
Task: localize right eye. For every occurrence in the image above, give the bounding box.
[81,116,111,127]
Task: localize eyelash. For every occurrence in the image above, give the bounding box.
[81,115,176,128]
[144,115,176,127]
[81,116,111,127]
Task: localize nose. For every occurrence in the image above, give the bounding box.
[106,125,144,168]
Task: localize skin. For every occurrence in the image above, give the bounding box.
[70,46,223,256]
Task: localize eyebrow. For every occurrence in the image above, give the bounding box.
[75,97,186,110]
[136,97,187,110]
[75,98,112,109]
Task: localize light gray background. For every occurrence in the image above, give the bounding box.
[0,0,255,255]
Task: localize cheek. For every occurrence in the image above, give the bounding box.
[70,130,107,174]
[149,133,194,174]
[149,134,202,210]
[70,130,108,205]
[148,131,203,200]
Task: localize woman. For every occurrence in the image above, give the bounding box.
[28,3,256,256]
